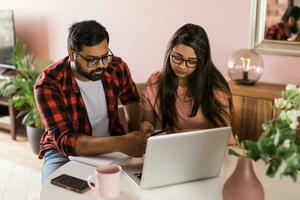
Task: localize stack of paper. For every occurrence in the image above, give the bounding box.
[69,152,130,167]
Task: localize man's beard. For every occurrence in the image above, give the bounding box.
[74,60,104,81]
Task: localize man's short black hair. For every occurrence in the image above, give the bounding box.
[282,6,300,22]
[67,20,109,52]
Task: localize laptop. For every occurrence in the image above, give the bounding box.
[122,127,231,189]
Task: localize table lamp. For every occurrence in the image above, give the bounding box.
[227,49,264,85]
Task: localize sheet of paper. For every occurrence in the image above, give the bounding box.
[69,152,130,167]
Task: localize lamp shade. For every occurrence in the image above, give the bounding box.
[227,49,264,85]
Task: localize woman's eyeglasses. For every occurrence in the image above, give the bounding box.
[77,49,114,68]
[170,54,198,68]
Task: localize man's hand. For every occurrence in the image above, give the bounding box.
[118,131,148,158]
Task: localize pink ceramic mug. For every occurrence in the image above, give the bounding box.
[87,164,122,198]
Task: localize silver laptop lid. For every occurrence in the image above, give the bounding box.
[140,127,231,189]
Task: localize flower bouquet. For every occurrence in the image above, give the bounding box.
[229,84,300,181]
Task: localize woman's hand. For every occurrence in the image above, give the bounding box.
[140,121,154,137]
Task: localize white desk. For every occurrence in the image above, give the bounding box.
[40,155,300,200]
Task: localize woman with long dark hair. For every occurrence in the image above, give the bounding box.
[140,23,234,143]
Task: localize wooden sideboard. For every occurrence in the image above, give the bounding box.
[229,81,286,141]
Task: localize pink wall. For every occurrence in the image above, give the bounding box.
[2,0,300,84]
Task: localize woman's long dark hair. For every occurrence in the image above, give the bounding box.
[157,23,232,130]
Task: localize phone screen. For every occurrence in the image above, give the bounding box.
[50,174,90,193]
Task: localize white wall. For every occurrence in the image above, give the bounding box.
[2,0,300,84]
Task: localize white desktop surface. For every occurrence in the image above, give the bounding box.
[40,155,300,200]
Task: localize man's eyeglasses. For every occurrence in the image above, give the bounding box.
[170,54,198,68]
[77,49,114,68]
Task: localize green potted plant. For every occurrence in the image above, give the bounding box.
[0,41,44,154]
[223,84,300,200]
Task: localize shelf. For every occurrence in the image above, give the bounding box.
[0,96,19,140]
[229,81,285,100]
[0,100,10,106]
[0,115,11,129]
[0,115,10,123]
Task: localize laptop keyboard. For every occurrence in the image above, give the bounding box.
[134,173,142,179]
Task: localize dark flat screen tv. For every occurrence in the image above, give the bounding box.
[0,10,16,72]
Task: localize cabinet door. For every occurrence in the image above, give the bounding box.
[231,95,273,141]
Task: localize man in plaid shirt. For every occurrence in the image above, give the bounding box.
[34,20,147,184]
[265,6,300,41]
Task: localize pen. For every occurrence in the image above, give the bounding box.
[151,130,165,136]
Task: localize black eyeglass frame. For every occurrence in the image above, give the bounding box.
[170,54,198,68]
[77,49,114,68]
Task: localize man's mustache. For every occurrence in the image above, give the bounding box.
[90,68,104,74]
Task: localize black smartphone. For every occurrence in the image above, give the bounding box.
[50,174,91,193]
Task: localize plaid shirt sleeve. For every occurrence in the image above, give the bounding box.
[118,60,139,105]
[34,83,80,156]
[265,24,285,40]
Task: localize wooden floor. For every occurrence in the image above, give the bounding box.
[0,128,42,171]
[0,128,42,200]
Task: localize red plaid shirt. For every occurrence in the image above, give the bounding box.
[34,56,139,158]
[265,22,288,40]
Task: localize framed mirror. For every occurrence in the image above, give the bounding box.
[250,0,300,56]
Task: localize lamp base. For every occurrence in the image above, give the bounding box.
[235,79,255,85]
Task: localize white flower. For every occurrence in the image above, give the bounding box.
[288,110,300,129]
[287,110,299,121]
[290,120,299,129]
[274,98,287,109]
[283,139,291,148]
[279,110,287,120]
[279,110,300,130]
[286,84,297,91]
[286,103,292,109]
